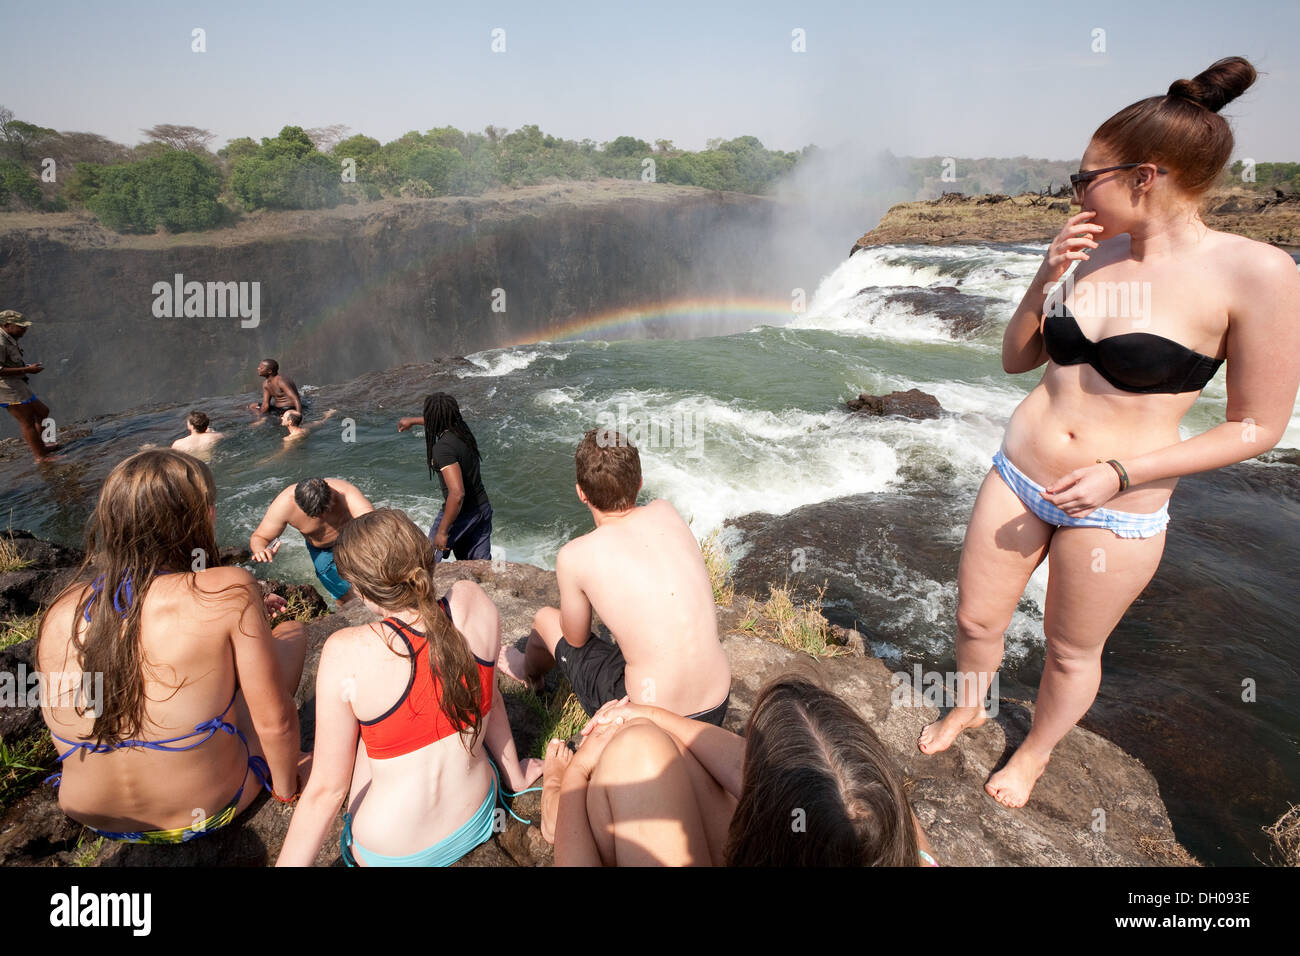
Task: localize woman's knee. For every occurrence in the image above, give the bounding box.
[955,606,1011,644]
[532,606,559,633]
[591,720,679,783]
[1042,632,1103,676]
[272,619,308,647]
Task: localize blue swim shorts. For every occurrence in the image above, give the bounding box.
[304,540,352,599]
[992,445,1169,539]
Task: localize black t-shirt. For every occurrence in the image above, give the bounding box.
[429,430,488,511]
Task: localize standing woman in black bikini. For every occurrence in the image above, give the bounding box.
[918,56,1300,808]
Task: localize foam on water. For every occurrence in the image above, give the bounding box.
[458,347,549,377]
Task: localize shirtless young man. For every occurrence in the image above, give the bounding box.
[499,429,732,725]
[171,411,224,457]
[248,359,302,417]
[250,477,374,605]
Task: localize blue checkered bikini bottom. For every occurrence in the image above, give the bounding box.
[992,445,1169,539]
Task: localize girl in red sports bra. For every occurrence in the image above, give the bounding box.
[276,509,542,867]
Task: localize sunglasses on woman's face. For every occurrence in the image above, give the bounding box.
[1070,162,1168,199]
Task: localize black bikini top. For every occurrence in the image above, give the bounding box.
[1042,306,1224,394]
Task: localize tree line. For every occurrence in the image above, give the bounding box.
[0,109,809,233]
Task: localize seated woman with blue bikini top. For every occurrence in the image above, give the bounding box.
[35,449,307,845]
[275,508,543,867]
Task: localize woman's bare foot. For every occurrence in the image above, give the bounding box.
[539,739,571,844]
[516,756,544,789]
[918,707,987,755]
[497,645,544,694]
[985,748,1050,808]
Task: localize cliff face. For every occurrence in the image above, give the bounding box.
[0,181,777,421]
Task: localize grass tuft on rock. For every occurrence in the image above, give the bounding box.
[513,677,588,758]
[760,583,843,658]
[698,530,734,608]
[0,535,33,573]
[1264,803,1300,867]
[0,733,57,814]
[1,615,39,651]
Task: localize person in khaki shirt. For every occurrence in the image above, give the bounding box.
[0,310,57,463]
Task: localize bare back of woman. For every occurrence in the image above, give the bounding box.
[37,450,305,842]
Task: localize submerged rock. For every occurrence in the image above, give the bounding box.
[856,285,1003,337]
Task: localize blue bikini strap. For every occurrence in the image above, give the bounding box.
[50,685,242,762]
[82,569,176,622]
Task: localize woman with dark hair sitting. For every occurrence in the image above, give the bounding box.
[540,675,937,866]
[276,508,540,867]
[397,392,493,562]
[36,449,307,844]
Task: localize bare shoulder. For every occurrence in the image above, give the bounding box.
[447,577,493,613]
[555,534,595,573]
[327,477,366,499]
[321,622,373,662]
[1213,230,1298,282]
[647,497,689,530]
[36,585,85,670]
[191,564,256,595]
[446,579,499,655]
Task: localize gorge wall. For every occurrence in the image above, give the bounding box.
[0,181,781,424]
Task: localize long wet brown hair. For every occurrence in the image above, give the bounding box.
[725,676,921,866]
[51,449,227,746]
[332,508,485,749]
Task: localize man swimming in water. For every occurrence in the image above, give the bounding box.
[498,428,732,725]
[250,477,373,605]
[281,408,337,444]
[0,310,58,463]
[171,410,224,457]
[248,359,302,417]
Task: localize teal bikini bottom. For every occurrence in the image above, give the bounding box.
[341,760,538,867]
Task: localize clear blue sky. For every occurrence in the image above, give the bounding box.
[4,0,1298,160]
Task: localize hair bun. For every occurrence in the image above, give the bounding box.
[1167,56,1257,113]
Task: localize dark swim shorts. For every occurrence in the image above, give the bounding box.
[553,634,730,726]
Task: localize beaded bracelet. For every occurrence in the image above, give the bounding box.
[272,789,299,805]
[1097,458,1129,492]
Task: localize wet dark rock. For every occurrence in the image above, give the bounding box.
[856,285,1002,337]
[0,531,82,619]
[846,388,943,420]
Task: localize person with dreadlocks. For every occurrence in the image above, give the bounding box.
[397,392,493,562]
